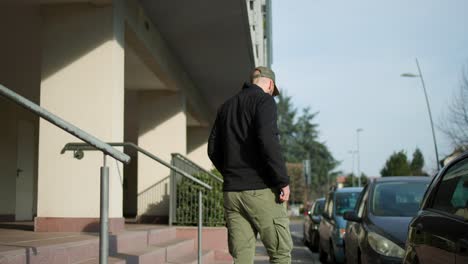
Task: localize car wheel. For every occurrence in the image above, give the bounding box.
[310,231,319,252]
[303,231,308,246]
[319,241,328,263]
[329,241,337,263]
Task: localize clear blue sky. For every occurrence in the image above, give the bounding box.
[272,0,468,176]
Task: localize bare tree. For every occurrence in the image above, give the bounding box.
[441,66,468,148]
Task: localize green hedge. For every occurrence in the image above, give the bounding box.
[175,171,225,226]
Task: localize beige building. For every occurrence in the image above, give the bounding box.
[0,0,272,232]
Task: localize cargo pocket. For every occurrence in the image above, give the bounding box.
[273,217,293,253]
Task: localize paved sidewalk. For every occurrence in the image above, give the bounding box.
[254,219,321,263]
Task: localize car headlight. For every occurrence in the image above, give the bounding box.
[339,228,346,239]
[368,232,405,258]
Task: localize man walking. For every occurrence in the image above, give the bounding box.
[208,67,293,264]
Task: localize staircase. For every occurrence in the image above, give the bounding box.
[0,225,232,264]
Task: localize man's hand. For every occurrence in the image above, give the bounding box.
[279,185,290,203]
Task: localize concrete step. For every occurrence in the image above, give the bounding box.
[148,227,177,245]
[213,250,232,262]
[111,225,177,254]
[0,225,228,264]
[73,256,126,264]
[110,230,148,254]
[110,238,194,264]
[154,238,195,262]
[0,234,100,264]
[165,250,214,264]
[116,245,166,264]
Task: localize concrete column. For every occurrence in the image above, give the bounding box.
[137,91,186,223]
[0,4,41,222]
[187,127,213,171]
[36,2,125,232]
[0,102,17,221]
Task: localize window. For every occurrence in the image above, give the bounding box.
[371,181,428,217]
[334,191,361,216]
[314,200,325,215]
[325,193,333,217]
[431,158,468,220]
[329,196,335,216]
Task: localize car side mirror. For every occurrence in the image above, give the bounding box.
[311,215,321,224]
[344,211,361,223]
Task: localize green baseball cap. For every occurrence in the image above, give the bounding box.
[251,66,280,96]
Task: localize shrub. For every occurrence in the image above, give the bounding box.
[175,171,225,226]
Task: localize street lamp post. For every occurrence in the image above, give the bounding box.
[348,150,357,187]
[401,58,441,171]
[356,128,363,187]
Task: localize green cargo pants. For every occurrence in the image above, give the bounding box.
[224,188,293,264]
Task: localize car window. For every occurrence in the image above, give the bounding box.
[431,158,468,220]
[328,194,335,216]
[371,181,428,217]
[324,194,332,217]
[357,186,369,218]
[334,192,361,216]
[313,200,325,215]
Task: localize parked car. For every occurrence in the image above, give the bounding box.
[304,197,325,251]
[344,176,430,264]
[319,187,363,263]
[403,151,468,264]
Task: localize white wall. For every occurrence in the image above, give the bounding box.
[187,127,213,171]
[137,91,186,217]
[38,3,125,218]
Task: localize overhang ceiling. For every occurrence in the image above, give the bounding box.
[139,0,255,117]
[125,44,167,91]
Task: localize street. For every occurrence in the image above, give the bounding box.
[254,219,326,264]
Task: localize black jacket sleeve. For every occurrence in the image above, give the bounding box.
[208,114,223,171]
[255,96,289,188]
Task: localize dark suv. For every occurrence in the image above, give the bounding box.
[403,151,468,264]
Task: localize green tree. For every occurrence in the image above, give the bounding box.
[380,151,412,176]
[410,148,428,176]
[290,108,319,160]
[276,94,340,198]
[343,173,369,187]
[276,92,297,161]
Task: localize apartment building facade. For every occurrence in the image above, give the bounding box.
[0,0,272,232]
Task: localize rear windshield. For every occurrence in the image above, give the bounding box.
[313,200,325,215]
[371,181,428,217]
[335,192,360,216]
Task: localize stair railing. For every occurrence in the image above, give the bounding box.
[0,84,130,264]
[61,142,211,264]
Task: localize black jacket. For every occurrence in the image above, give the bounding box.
[208,83,289,191]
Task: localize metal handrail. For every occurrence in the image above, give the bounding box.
[62,142,211,264]
[62,142,212,190]
[171,153,223,183]
[0,84,130,164]
[0,84,130,264]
